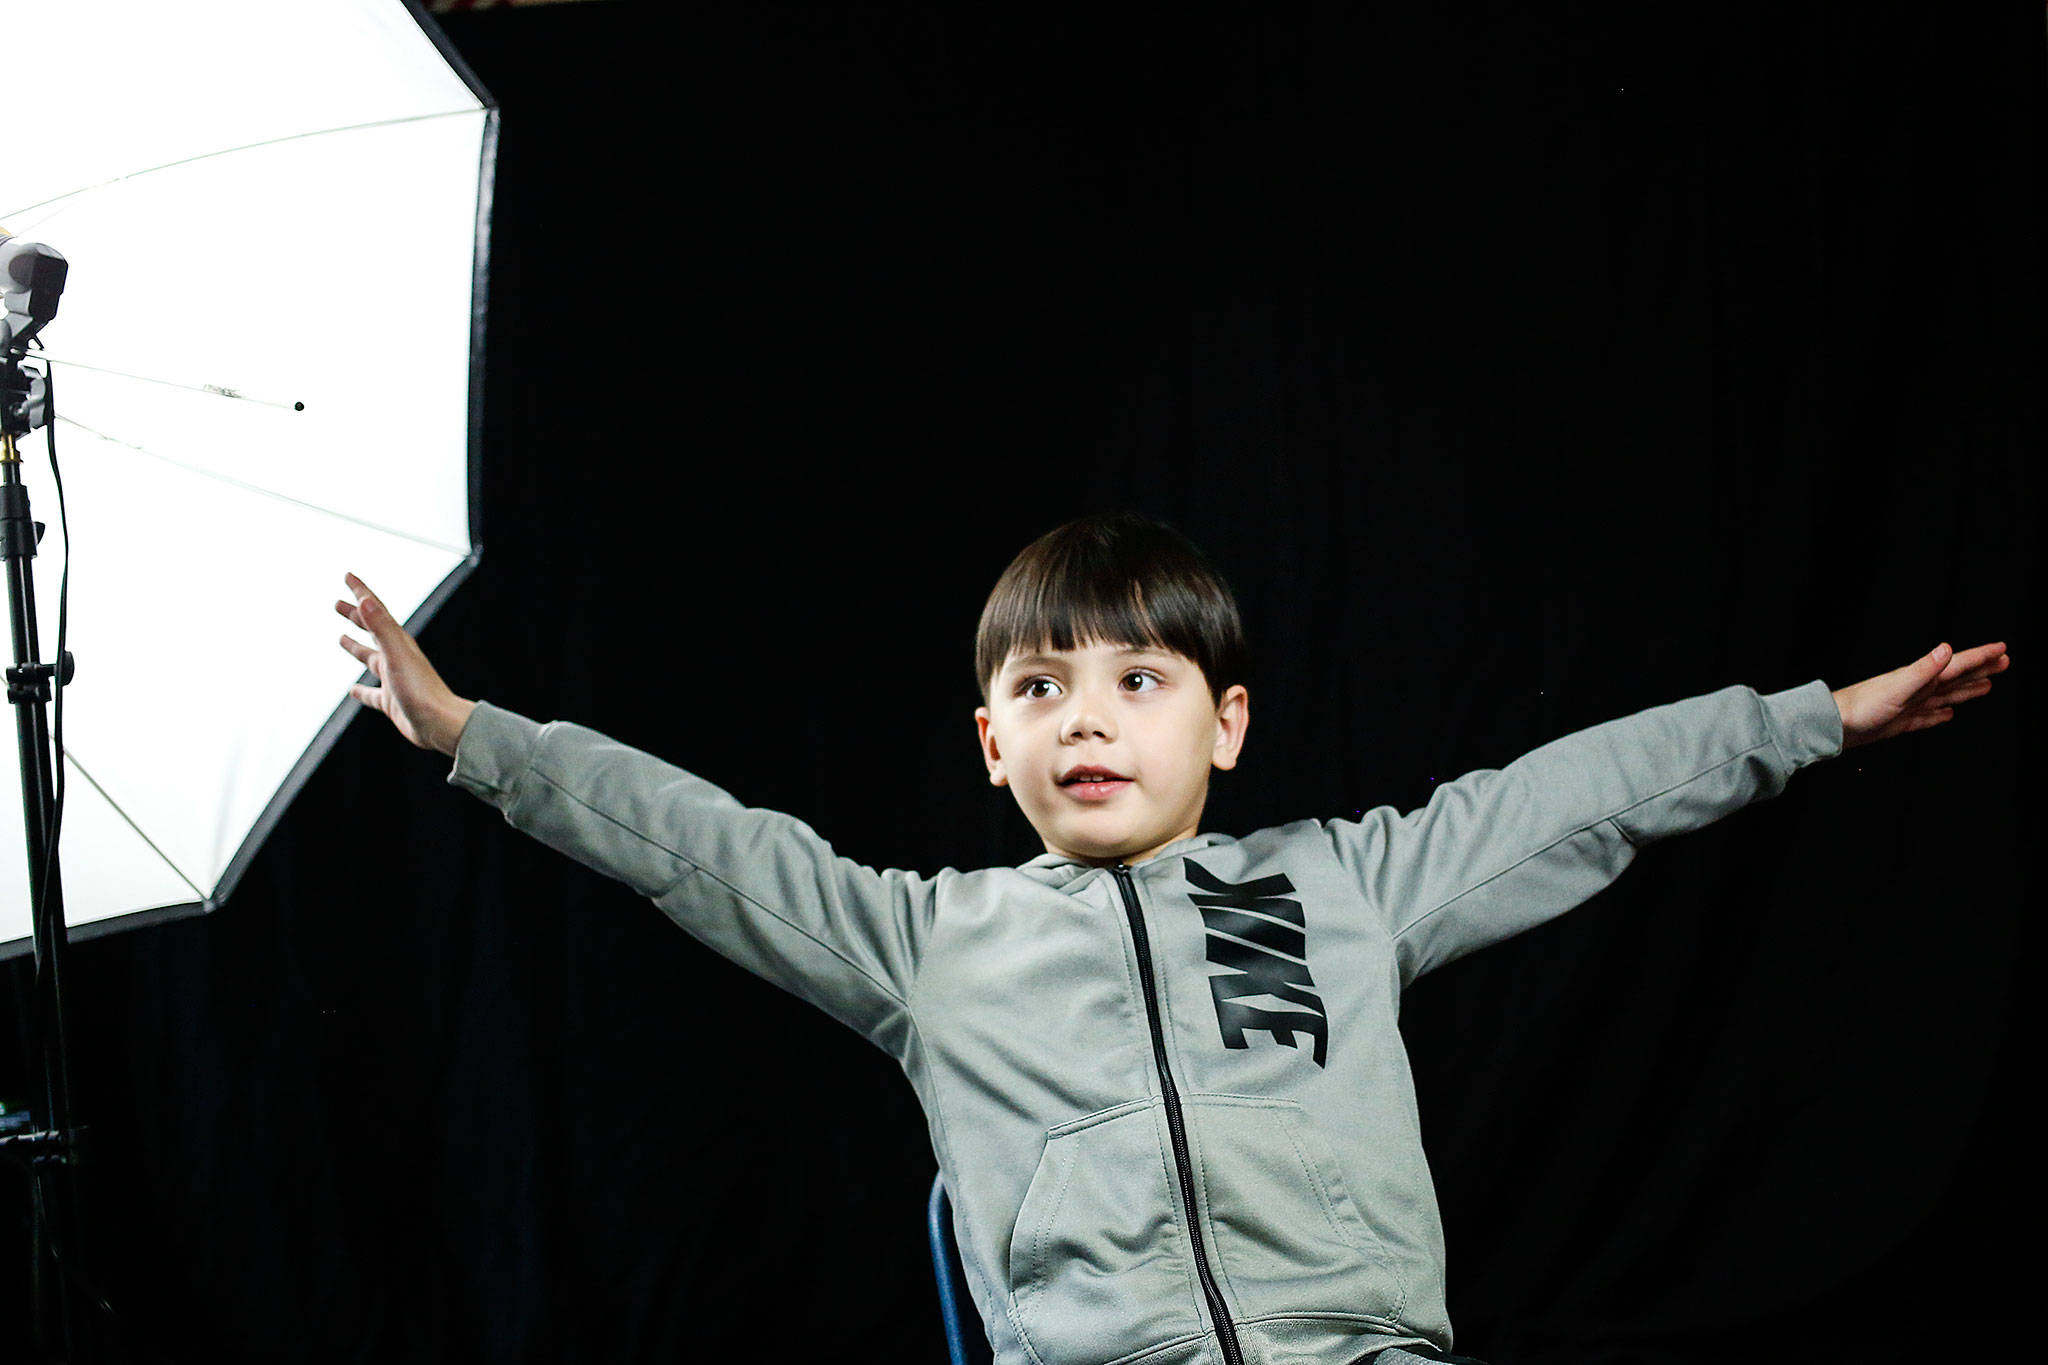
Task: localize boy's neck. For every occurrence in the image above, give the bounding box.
[1045,828,1202,869]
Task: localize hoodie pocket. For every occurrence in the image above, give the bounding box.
[1007,1099,1208,1364]
[1183,1094,1404,1324]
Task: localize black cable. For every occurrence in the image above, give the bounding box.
[32,350,67,1026]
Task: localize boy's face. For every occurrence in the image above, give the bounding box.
[975,639,1249,867]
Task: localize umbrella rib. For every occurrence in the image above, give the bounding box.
[56,749,208,905]
[5,108,486,220]
[31,357,303,412]
[52,413,471,559]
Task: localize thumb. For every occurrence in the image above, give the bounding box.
[1893,642,1952,700]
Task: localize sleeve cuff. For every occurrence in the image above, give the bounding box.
[446,699,549,806]
[1758,678,1845,770]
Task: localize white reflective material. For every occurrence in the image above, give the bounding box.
[1,1,489,946]
[6,1,479,215]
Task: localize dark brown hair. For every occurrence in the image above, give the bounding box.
[975,511,1248,707]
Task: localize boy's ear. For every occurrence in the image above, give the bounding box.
[1210,684,1250,772]
[974,706,1009,787]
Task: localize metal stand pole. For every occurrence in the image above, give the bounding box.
[0,425,92,1364]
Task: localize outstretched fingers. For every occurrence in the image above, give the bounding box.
[1903,644,2010,731]
[1938,641,2008,683]
[1926,676,1995,711]
[338,631,378,670]
[1921,644,2009,705]
[344,572,400,631]
[339,574,387,708]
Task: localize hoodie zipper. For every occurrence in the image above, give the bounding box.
[1112,862,1245,1365]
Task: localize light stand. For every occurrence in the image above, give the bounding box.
[0,231,95,1365]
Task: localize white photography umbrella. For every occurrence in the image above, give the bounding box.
[0,0,497,955]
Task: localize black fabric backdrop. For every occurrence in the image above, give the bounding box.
[4,4,2038,1362]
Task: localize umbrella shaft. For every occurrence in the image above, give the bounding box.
[3,456,98,1362]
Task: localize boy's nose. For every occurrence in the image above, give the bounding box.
[1065,708,1115,741]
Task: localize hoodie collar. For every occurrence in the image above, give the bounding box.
[1016,831,1232,885]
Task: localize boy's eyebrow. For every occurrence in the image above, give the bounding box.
[1006,645,1172,671]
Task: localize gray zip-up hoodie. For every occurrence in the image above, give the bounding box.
[446,677,1844,1365]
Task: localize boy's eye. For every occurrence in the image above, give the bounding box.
[1016,671,1159,699]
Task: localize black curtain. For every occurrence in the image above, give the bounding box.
[6,4,2038,1362]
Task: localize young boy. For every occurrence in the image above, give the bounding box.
[335,512,2007,1365]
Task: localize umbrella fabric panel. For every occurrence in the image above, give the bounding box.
[4,0,482,218]
[6,113,485,552]
[0,752,200,932]
[0,0,492,950]
[0,430,469,938]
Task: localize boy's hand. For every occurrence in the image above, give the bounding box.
[335,572,477,757]
[1830,641,2010,753]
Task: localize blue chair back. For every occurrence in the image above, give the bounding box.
[926,1173,990,1365]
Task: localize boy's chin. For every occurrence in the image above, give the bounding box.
[1043,827,1168,867]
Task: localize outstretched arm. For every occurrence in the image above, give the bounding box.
[1335,679,1843,987]
[1831,641,2011,753]
[334,571,932,1055]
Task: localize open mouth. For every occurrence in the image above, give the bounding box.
[1059,769,1132,799]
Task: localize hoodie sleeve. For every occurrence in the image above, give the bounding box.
[1323,679,1844,989]
[445,700,933,1057]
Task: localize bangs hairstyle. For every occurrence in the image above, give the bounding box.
[975,511,1248,707]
